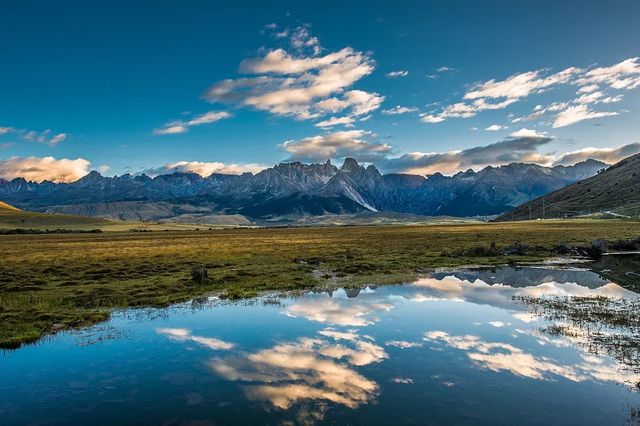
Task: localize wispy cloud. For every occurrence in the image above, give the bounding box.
[437,66,456,73]
[0,126,68,146]
[421,58,639,126]
[154,111,231,135]
[315,116,355,128]
[382,105,418,115]
[385,70,409,78]
[552,104,618,128]
[575,57,640,90]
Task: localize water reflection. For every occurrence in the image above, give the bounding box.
[154,266,640,422]
[156,328,235,350]
[4,265,640,425]
[423,330,638,386]
[284,289,394,326]
[209,328,385,411]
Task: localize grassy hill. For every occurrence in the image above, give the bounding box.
[496,153,640,221]
[0,201,112,230]
[0,201,21,212]
[0,200,246,231]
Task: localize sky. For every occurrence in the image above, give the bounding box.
[1,0,640,182]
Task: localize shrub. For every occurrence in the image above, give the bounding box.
[584,240,606,260]
[191,265,209,284]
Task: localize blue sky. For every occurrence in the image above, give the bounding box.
[1,0,640,182]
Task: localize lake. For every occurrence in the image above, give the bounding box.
[2,265,639,425]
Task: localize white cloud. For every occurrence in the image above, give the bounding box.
[315,116,355,128]
[281,130,392,163]
[154,111,231,135]
[289,24,321,55]
[464,67,580,101]
[420,98,517,123]
[437,66,456,72]
[552,104,618,128]
[0,127,13,135]
[187,111,231,126]
[385,70,409,78]
[203,28,382,123]
[153,124,187,135]
[577,84,599,94]
[485,124,504,131]
[148,160,265,176]
[48,133,67,146]
[382,106,418,115]
[315,97,349,113]
[421,58,640,125]
[419,113,445,123]
[392,377,414,384]
[343,90,385,116]
[574,91,623,105]
[576,57,640,90]
[0,156,91,183]
[509,128,546,138]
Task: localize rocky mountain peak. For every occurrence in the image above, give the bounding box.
[341,158,362,173]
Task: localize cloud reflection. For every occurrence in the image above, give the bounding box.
[284,292,394,326]
[423,330,640,387]
[209,328,386,411]
[156,328,234,350]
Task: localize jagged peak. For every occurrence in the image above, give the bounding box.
[77,170,105,183]
[341,157,361,173]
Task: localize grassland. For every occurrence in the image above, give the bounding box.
[0,204,231,232]
[1,219,639,348]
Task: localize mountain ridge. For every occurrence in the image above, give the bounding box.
[0,158,606,219]
[496,153,640,221]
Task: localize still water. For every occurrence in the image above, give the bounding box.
[2,266,639,425]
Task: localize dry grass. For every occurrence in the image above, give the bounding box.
[1,219,639,348]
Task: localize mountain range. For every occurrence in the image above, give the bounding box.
[496,153,640,221]
[0,158,606,221]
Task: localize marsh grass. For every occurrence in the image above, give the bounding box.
[515,295,640,379]
[1,219,639,348]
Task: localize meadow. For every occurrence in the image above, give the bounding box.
[1,219,639,348]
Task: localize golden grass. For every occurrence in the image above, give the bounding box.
[1,219,639,348]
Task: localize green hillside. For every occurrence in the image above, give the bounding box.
[497,153,640,221]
